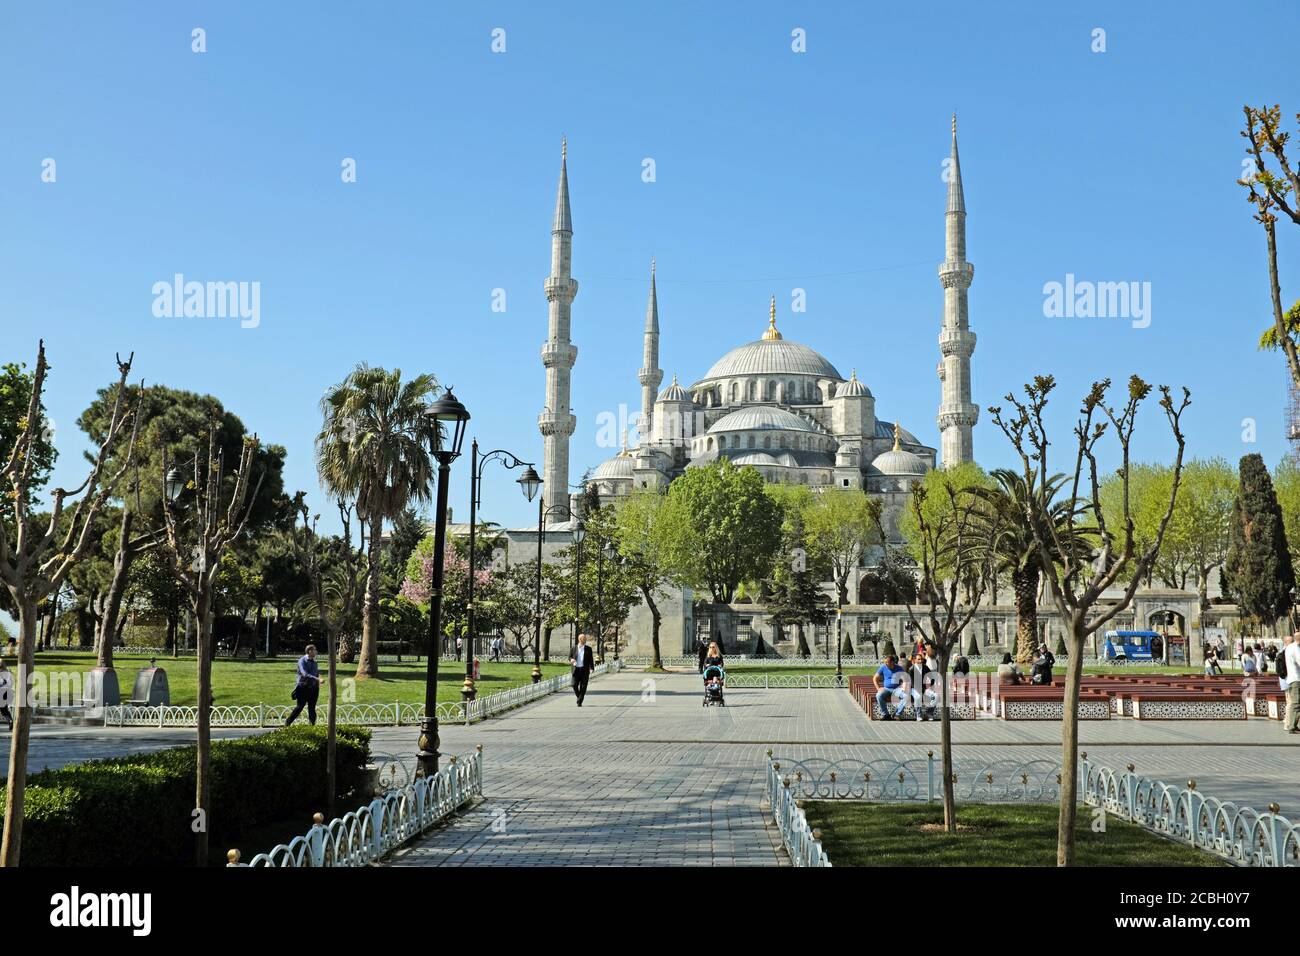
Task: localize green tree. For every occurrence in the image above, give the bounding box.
[316,365,440,679]
[802,487,882,607]
[613,491,674,669]
[653,459,781,602]
[0,360,56,519]
[969,470,1100,665]
[1224,453,1294,633]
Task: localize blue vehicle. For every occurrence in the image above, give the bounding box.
[1102,630,1160,662]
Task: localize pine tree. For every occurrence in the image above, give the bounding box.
[1224,454,1295,632]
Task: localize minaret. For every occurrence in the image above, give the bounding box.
[637,258,663,446]
[540,139,579,517]
[937,115,978,468]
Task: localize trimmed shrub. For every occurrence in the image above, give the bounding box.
[841,634,854,655]
[2,725,370,867]
[881,639,898,658]
[1054,634,1068,657]
[966,633,980,656]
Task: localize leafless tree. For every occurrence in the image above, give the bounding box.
[990,374,1188,866]
[160,427,263,866]
[0,341,139,866]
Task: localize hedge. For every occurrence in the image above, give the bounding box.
[1,725,371,866]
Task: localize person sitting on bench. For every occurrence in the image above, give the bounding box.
[873,654,908,719]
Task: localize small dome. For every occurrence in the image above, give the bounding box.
[657,374,691,403]
[871,422,927,476]
[836,369,871,398]
[590,452,634,482]
[871,448,927,477]
[707,406,824,434]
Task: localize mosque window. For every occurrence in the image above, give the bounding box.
[763,436,771,449]
[747,435,755,448]
[729,382,739,403]
[748,381,757,402]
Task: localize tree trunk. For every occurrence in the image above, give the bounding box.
[938,646,956,832]
[94,511,141,669]
[1,598,39,866]
[325,615,337,820]
[1011,564,1039,665]
[1056,619,1086,866]
[194,591,213,867]
[542,624,552,662]
[642,586,662,669]
[357,518,382,679]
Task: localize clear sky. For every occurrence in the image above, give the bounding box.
[3,0,1298,535]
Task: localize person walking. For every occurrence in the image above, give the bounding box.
[490,635,502,662]
[697,637,707,674]
[286,644,323,726]
[1281,633,1300,735]
[570,632,595,706]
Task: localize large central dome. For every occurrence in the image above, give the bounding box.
[698,337,843,383]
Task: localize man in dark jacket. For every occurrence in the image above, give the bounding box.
[286,644,323,725]
[571,633,595,706]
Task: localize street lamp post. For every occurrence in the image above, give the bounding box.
[835,604,844,684]
[463,440,539,701]
[417,388,470,779]
[572,520,586,655]
[532,497,569,683]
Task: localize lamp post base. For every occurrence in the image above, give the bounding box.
[531,663,542,683]
[416,717,440,778]
[461,675,476,701]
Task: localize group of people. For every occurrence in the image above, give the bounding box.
[872,642,943,721]
[996,644,1056,686]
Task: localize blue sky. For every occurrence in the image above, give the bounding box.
[3,0,1298,534]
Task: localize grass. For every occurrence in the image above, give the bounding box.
[800,801,1229,867]
[21,651,571,708]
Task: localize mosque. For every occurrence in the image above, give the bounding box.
[538,119,978,544]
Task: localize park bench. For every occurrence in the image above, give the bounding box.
[996,686,1110,720]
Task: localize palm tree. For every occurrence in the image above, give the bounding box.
[969,470,1100,665]
[316,365,439,679]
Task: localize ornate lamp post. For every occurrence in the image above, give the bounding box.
[835,605,844,685]
[462,441,539,701]
[596,539,614,662]
[531,492,569,683]
[572,519,586,655]
[416,388,470,779]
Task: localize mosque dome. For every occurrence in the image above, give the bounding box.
[871,423,927,477]
[836,369,871,398]
[707,406,824,435]
[656,374,691,403]
[694,297,842,383]
[590,452,635,482]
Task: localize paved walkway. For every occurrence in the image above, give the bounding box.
[7,668,1299,867]
[385,669,1300,867]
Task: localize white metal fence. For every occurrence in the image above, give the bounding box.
[764,752,1298,867]
[104,661,623,728]
[229,747,483,867]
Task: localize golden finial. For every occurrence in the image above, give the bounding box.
[671,373,678,386]
[850,368,858,381]
[763,295,782,341]
[561,137,567,160]
[620,427,630,455]
[893,421,901,452]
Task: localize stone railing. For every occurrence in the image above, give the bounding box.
[229,747,483,867]
[104,662,622,728]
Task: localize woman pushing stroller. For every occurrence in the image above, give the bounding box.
[702,641,726,706]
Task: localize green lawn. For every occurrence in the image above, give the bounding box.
[23,652,571,707]
[801,801,1228,867]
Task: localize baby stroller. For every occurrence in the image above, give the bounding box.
[702,664,726,706]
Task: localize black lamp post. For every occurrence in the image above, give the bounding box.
[531,495,568,682]
[417,388,470,779]
[835,604,844,685]
[572,520,586,655]
[596,540,614,662]
[463,441,539,701]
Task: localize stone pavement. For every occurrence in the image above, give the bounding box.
[384,668,1300,867]
[6,667,1298,867]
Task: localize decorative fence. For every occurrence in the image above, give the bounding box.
[1080,758,1299,868]
[229,747,483,867]
[766,755,830,867]
[104,661,622,728]
[626,654,1041,669]
[764,752,1299,867]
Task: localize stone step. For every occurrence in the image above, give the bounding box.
[32,705,103,727]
